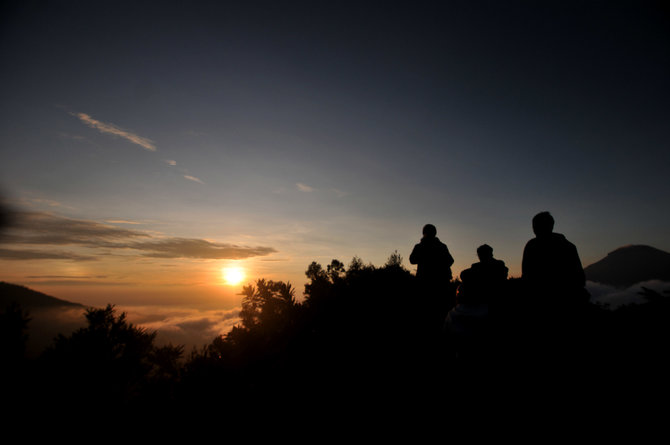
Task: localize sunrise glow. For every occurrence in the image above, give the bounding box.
[222,266,245,286]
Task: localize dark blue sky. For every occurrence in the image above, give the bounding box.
[1,0,668,303]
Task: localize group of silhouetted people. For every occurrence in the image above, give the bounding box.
[410,211,588,360]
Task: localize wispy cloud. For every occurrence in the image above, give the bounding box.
[17,196,75,211]
[184,175,204,184]
[296,182,315,192]
[331,188,348,198]
[24,275,120,286]
[105,219,142,225]
[165,160,177,166]
[72,112,156,151]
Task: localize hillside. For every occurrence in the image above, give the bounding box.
[0,282,84,310]
[1,282,87,358]
[584,245,670,288]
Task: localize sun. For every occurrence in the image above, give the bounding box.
[222,266,245,286]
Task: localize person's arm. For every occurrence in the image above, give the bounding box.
[409,244,421,265]
[521,241,532,279]
[444,246,454,267]
[571,245,586,288]
[498,261,509,280]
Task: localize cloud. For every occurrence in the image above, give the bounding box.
[131,238,277,260]
[105,219,142,225]
[30,198,67,208]
[22,275,126,286]
[72,112,156,151]
[25,279,131,286]
[26,275,108,279]
[184,175,204,184]
[24,275,115,286]
[4,211,150,246]
[587,280,670,309]
[22,304,242,357]
[18,197,75,211]
[165,159,177,166]
[0,248,95,261]
[296,182,315,192]
[24,306,89,357]
[331,188,348,198]
[1,211,277,261]
[122,305,241,350]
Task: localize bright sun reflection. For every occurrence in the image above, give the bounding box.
[222,266,245,286]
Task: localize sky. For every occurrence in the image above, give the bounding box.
[1,0,669,319]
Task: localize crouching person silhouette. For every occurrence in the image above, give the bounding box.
[410,224,455,335]
[446,244,507,362]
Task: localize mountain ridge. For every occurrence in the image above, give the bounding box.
[584,245,670,288]
[0,281,85,310]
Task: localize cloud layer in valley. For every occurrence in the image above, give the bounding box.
[23,304,241,358]
[587,280,670,308]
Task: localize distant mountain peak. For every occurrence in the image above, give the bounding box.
[585,245,670,288]
[607,244,664,255]
[0,282,84,310]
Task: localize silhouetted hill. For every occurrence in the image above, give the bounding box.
[0,282,84,310]
[1,282,87,358]
[584,245,670,288]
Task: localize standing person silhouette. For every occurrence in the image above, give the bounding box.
[410,224,455,332]
[520,211,590,366]
[522,211,586,305]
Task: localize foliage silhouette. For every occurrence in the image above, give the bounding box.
[0,301,31,364]
[180,252,456,407]
[36,304,183,411]
[5,252,670,413]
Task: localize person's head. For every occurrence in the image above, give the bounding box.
[477,244,493,261]
[532,211,554,237]
[422,224,437,238]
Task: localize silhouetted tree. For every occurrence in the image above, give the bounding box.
[1,302,32,407]
[182,252,670,409]
[0,302,30,364]
[238,279,298,331]
[38,304,183,409]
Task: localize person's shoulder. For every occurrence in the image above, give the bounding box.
[551,233,577,248]
[524,237,538,250]
[435,237,449,249]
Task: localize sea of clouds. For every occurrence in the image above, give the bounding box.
[586,279,670,308]
[23,280,669,358]
[24,304,242,358]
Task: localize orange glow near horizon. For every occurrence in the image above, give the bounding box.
[222,266,245,286]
